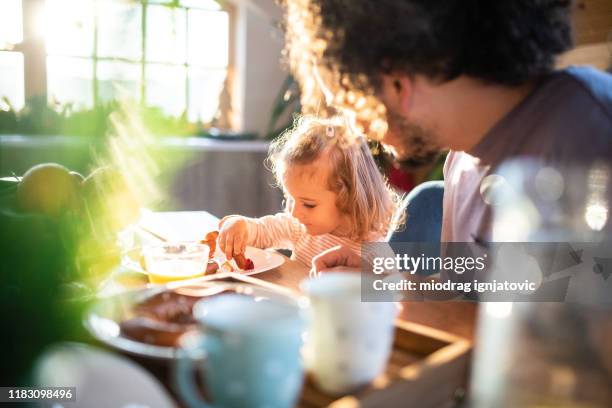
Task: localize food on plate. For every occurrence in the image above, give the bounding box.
[205,259,220,275]
[200,230,255,272]
[220,260,235,272]
[119,290,201,347]
[119,288,245,347]
[200,231,218,260]
[119,316,191,347]
[132,290,200,324]
[131,230,256,283]
[234,253,255,271]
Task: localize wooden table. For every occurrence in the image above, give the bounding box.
[134,210,478,340]
[114,211,478,406]
[255,259,478,341]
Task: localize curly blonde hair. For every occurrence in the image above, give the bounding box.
[268,115,402,241]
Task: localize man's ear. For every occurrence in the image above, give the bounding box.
[381,75,412,115]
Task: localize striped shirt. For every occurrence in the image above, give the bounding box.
[245,212,375,267]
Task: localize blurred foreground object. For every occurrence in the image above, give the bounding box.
[472,303,612,407]
[1,175,87,386]
[16,163,81,217]
[471,160,612,407]
[35,343,175,408]
[0,161,146,385]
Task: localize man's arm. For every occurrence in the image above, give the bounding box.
[311,245,361,272]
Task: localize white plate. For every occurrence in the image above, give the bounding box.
[127,210,285,277]
[86,277,301,360]
[35,343,176,408]
[121,245,285,278]
[237,246,286,275]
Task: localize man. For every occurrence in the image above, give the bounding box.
[280,0,612,270]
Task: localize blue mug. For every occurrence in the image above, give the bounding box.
[175,285,306,408]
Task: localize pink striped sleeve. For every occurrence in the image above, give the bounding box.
[292,234,367,268]
[244,212,304,250]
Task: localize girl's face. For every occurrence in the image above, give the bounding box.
[283,162,347,236]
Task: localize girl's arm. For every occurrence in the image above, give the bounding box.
[219,212,304,251]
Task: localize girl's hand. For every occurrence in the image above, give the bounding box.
[218,216,249,260]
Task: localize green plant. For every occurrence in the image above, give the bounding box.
[15,96,64,135]
[60,101,118,138]
[0,97,18,133]
[0,98,206,138]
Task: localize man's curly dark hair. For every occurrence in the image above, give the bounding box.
[284,0,573,93]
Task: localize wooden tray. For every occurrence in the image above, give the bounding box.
[297,319,471,408]
[203,273,472,408]
[163,273,471,407]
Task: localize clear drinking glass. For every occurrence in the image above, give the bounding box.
[143,242,210,284]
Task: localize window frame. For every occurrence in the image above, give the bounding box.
[15,0,234,121]
[0,1,24,108]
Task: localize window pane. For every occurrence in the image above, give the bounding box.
[148,0,221,8]
[0,0,23,47]
[188,67,226,122]
[181,0,221,10]
[188,10,228,68]
[97,1,142,60]
[146,5,186,64]
[44,0,94,57]
[0,51,24,110]
[146,64,186,117]
[47,56,93,108]
[97,61,141,103]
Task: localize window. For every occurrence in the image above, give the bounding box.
[1,0,231,124]
[0,0,24,111]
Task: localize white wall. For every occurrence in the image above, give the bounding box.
[232,0,287,137]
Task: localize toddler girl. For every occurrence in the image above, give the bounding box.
[218,115,401,267]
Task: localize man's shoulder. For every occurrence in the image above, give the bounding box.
[550,66,612,121]
[563,66,612,105]
[516,66,612,159]
[546,67,612,156]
